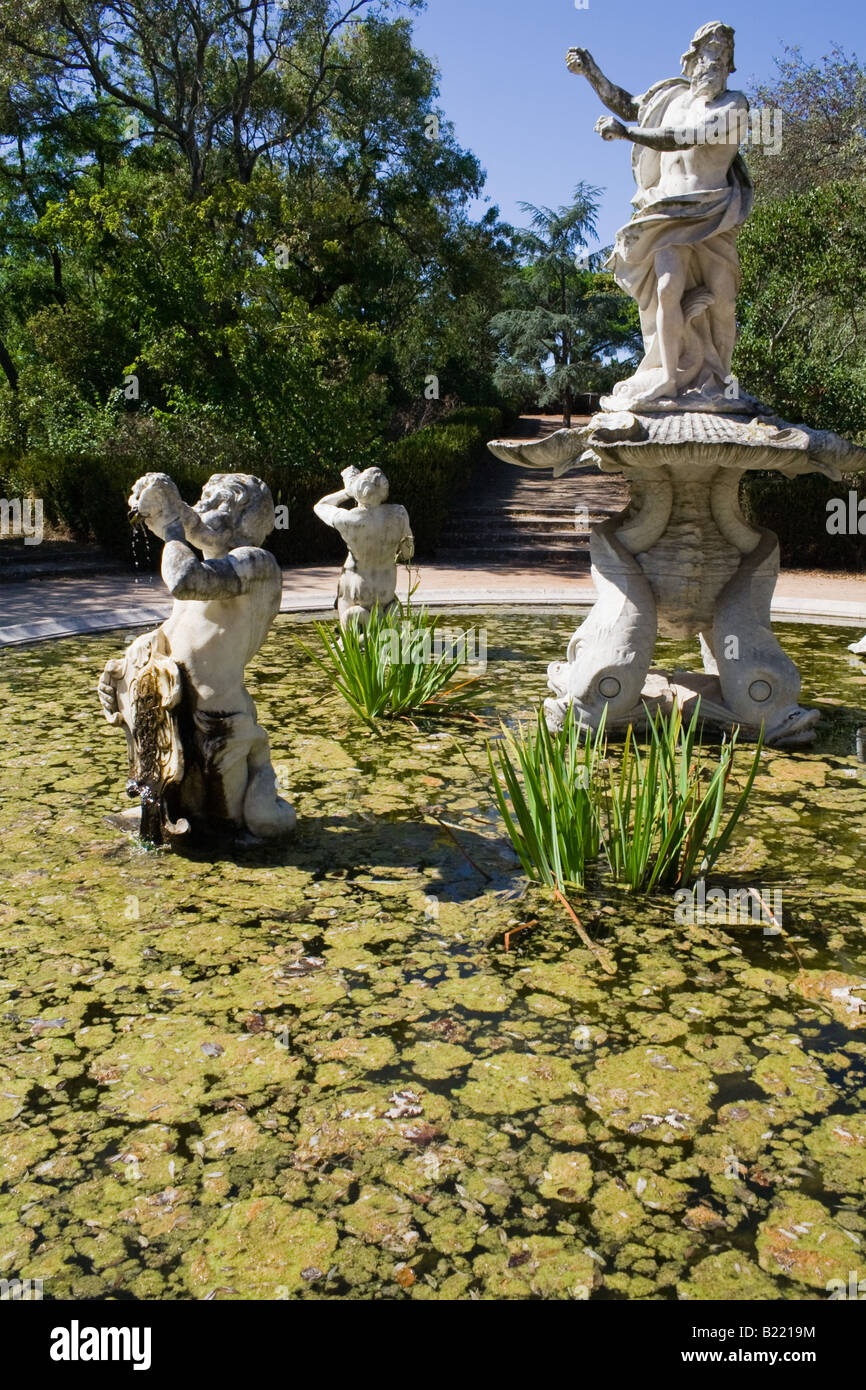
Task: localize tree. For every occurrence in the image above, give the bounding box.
[734,47,866,572]
[734,43,866,438]
[0,1,422,193]
[489,186,639,426]
[749,44,866,201]
[734,179,866,439]
[0,2,515,469]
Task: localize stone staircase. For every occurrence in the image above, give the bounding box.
[436,418,628,568]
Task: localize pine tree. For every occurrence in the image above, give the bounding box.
[490,185,639,426]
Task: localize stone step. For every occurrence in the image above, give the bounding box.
[451,508,611,521]
[463,489,613,503]
[439,415,628,569]
[457,509,610,523]
[444,515,591,529]
[436,522,586,539]
[437,543,589,560]
[440,525,590,541]
[439,532,586,548]
[442,520,597,534]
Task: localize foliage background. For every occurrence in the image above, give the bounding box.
[0,1,517,558]
[736,45,866,569]
[0,11,862,571]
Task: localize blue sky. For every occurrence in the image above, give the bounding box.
[411,0,866,248]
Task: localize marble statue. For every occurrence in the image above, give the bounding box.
[488,23,866,746]
[567,21,754,411]
[314,466,414,628]
[98,472,295,843]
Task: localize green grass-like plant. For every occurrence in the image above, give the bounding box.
[594,704,763,893]
[304,604,480,727]
[488,703,607,892]
[489,701,762,897]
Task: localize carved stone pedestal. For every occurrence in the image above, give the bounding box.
[489,410,866,746]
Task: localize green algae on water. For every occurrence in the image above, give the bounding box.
[1,612,866,1299]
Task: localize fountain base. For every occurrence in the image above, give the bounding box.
[489,409,866,746]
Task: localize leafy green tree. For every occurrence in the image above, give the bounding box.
[0,1,418,193]
[251,14,516,406]
[735,43,866,440]
[0,1,515,481]
[735,54,866,571]
[489,186,639,426]
[749,44,866,202]
[15,170,389,469]
[735,180,866,438]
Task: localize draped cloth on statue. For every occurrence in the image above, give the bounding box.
[605,78,753,398]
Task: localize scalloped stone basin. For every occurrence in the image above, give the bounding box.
[1,610,866,1301]
[489,412,866,747]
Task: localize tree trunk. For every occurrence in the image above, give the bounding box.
[560,271,571,427]
[0,336,19,392]
[51,250,66,304]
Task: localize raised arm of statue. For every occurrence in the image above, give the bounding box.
[565,47,638,122]
[313,467,362,531]
[594,92,748,153]
[128,473,200,543]
[313,488,353,529]
[161,539,245,600]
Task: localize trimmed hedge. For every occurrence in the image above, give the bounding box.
[740,470,866,572]
[4,405,503,568]
[384,406,504,554]
[3,450,217,563]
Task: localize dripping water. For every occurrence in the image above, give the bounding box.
[129,511,152,582]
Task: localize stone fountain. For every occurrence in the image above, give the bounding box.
[489,21,866,746]
[98,472,296,843]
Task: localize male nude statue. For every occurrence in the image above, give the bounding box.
[99,472,295,840]
[314,466,414,629]
[567,21,752,407]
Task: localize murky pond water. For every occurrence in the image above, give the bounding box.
[2,610,866,1300]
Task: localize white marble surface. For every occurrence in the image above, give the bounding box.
[314,466,413,627]
[489,405,866,745]
[568,22,752,411]
[481,22,866,743]
[98,472,295,841]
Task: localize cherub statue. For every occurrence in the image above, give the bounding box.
[567,21,753,409]
[98,472,295,842]
[314,466,414,628]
